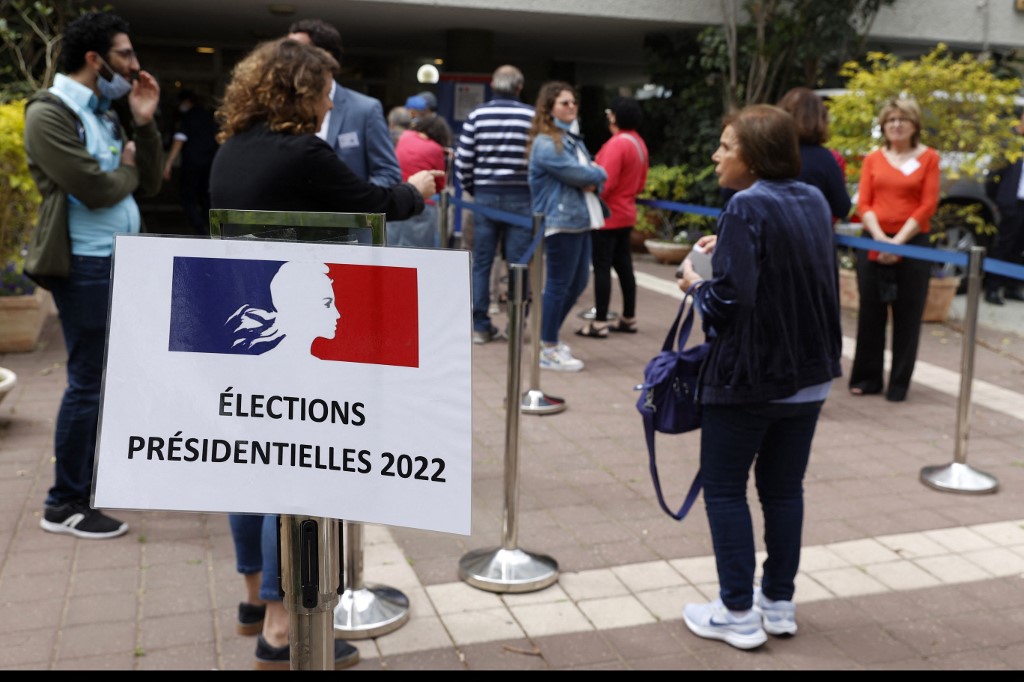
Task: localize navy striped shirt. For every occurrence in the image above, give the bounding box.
[455,98,534,195]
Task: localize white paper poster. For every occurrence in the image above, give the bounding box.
[93,235,473,535]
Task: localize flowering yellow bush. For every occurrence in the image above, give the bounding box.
[827,44,1022,184]
[0,99,40,295]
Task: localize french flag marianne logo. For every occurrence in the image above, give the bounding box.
[168,256,419,367]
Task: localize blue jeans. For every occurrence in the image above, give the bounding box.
[699,401,824,610]
[229,514,282,601]
[387,203,439,247]
[471,190,533,333]
[541,230,591,344]
[46,256,111,507]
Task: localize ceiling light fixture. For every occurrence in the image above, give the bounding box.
[268,4,296,16]
[417,64,439,84]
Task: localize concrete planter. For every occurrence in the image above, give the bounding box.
[644,239,692,265]
[0,366,15,409]
[0,288,55,353]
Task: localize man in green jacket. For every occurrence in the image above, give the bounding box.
[23,11,162,539]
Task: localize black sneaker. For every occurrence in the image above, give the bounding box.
[40,500,128,539]
[254,634,359,670]
[237,601,266,636]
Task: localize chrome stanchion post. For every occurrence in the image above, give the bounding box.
[279,515,339,670]
[333,520,410,638]
[521,213,567,415]
[459,264,559,592]
[438,189,449,249]
[921,245,999,494]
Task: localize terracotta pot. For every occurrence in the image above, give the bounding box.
[0,288,55,353]
[922,276,961,323]
[836,268,961,323]
[838,268,859,311]
[631,229,652,253]
[644,239,692,265]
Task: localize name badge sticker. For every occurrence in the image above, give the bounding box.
[337,131,360,149]
[899,158,920,176]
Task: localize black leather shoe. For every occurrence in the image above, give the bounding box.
[1003,286,1024,302]
[984,289,1004,305]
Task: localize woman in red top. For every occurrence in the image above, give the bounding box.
[576,96,649,337]
[388,114,450,247]
[849,98,940,402]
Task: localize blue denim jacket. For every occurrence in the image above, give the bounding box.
[694,179,843,404]
[528,123,607,233]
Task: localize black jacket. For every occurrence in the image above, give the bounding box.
[210,123,423,220]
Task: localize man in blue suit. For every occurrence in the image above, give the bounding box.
[288,19,401,187]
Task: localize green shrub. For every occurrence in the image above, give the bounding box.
[636,163,718,242]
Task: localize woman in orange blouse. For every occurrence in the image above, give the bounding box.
[849,98,940,402]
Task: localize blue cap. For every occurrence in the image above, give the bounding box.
[404,95,428,111]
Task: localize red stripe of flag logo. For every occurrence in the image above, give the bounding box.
[168,256,419,368]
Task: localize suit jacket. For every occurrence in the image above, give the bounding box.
[324,82,402,187]
[986,157,1023,213]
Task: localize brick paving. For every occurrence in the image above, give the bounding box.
[2,253,1024,670]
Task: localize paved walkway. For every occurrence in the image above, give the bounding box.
[2,254,1024,670]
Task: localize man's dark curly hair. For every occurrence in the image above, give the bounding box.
[60,12,130,74]
[288,18,343,63]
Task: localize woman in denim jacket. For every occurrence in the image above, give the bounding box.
[526,81,608,372]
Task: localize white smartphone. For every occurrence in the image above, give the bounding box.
[677,247,713,281]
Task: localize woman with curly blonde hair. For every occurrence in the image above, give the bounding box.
[210,38,438,219]
[209,37,439,671]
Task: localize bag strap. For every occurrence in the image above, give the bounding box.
[620,132,647,165]
[662,285,698,353]
[642,409,702,520]
[645,288,703,521]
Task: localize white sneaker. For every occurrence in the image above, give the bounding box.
[683,599,767,650]
[540,344,584,372]
[753,586,797,635]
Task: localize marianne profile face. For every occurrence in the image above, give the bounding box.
[228,262,340,356]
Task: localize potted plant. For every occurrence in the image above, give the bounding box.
[0,99,51,353]
[636,163,718,264]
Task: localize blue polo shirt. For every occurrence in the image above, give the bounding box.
[49,73,141,257]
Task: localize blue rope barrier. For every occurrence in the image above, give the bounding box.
[447,193,533,229]
[447,193,542,265]
[636,198,722,218]
[834,234,968,267]
[450,192,1024,283]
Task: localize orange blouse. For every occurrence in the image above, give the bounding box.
[857,146,940,234]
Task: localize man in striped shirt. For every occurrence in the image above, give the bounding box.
[456,65,536,344]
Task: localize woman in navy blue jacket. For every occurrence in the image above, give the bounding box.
[676,105,842,651]
[777,87,851,222]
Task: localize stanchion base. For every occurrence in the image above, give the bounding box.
[579,307,618,321]
[521,389,567,415]
[458,547,559,593]
[920,462,999,494]
[333,584,410,639]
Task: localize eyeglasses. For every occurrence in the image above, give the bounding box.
[110,48,138,61]
[556,99,577,107]
[884,117,911,126]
